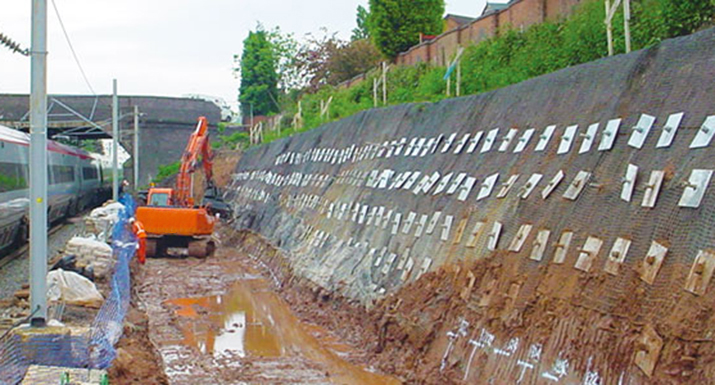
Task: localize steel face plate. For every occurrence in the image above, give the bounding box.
[487,222,502,251]
[678,169,713,208]
[535,125,556,152]
[466,221,485,248]
[513,128,535,153]
[426,211,442,235]
[440,215,454,241]
[481,128,499,153]
[656,112,684,148]
[477,173,499,201]
[684,250,715,296]
[563,171,591,200]
[541,170,565,199]
[447,173,468,195]
[441,133,458,153]
[553,231,573,264]
[604,237,631,275]
[621,164,638,202]
[466,131,484,153]
[529,229,551,261]
[641,170,665,208]
[496,174,520,198]
[498,128,518,152]
[628,114,656,149]
[598,118,622,151]
[574,236,603,272]
[433,173,454,195]
[457,177,477,201]
[557,125,578,155]
[520,173,543,199]
[689,115,715,149]
[453,133,471,154]
[414,214,428,237]
[640,241,668,285]
[578,123,599,154]
[508,224,533,252]
[402,212,417,234]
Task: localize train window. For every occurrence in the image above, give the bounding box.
[83,167,99,180]
[0,162,28,192]
[50,165,75,184]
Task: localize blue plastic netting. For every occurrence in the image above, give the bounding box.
[0,193,137,384]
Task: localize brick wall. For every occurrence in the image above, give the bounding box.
[396,0,583,66]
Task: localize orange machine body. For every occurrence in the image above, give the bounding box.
[136,206,214,237]
[136,117,218,257]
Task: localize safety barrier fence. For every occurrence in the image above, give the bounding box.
[0,194,136,384]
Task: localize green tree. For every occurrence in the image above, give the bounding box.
[369,0,445,59]
[238,27,279,118]
[351,5,371,41]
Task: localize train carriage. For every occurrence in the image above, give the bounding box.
[0,123,109,256]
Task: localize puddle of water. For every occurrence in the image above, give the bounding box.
[166,272,400,384]
[166,280,282,359]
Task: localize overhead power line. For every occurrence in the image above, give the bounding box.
[51,0,96,94]
[0,31,29,56]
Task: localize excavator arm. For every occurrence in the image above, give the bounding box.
[175,116,214,207]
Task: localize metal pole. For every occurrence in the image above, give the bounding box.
[382,62,387,105]
[623,0,631,53]
[112,79,118,200]
[249,102,254,132]
[457,61,461,97]
[133,105,139,188]
[29,0,48,327]
[373,78,378,107]
[605,0,614,56]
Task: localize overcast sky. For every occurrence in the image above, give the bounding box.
[0,0,497,109]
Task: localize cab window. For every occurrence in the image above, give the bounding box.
[149,192,170,206]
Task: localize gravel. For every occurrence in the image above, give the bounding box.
[0,217,86,299]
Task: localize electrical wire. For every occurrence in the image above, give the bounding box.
[50,0,96,94]
[0,31,29,56]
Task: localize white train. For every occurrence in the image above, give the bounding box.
[0,124,111,256]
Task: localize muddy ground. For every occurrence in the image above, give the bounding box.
[115,224,399,384]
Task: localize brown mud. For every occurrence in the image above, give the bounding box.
[108,261,169,385]
[130,226,399,384]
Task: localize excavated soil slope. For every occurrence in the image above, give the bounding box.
[225,29,715,383]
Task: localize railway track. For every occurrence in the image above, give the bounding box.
[0,222,68,271]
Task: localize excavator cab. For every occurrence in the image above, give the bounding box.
[147,188,174,206]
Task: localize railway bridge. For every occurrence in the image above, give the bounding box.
[0,94,228,187]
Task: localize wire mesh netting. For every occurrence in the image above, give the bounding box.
[88,194,136,369]
[0,193,137,384]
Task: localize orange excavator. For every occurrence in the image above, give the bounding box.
[136,116,229,258]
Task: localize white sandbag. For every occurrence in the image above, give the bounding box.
[65,236,114,279]
[66,236,113,258]
[85,201,125,242]
[47,269,104,308]
[89,201,124,219]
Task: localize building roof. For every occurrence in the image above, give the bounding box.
[444,14,476,26]
[482,1,511,15]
